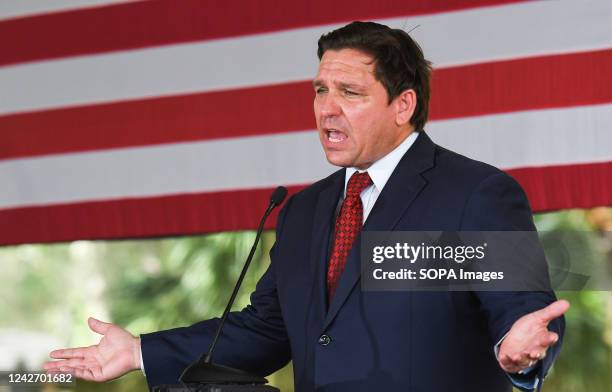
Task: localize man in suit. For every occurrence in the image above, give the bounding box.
[45,22,568,391]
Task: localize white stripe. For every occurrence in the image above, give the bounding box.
[0,131,334,210]
[0,0,142,21]
[1,0,611,115]
[427,104,612,169]
[1,104,610,210]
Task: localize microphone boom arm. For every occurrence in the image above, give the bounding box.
[204,202,275,364]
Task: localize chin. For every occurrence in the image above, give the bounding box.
[324,152,352,168]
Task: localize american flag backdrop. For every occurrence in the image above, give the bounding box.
[1,0,611,245]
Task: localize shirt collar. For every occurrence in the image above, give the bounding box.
[344,131,419,196]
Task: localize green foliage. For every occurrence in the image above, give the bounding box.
[534,210,612,392]
[0,231,287,391]
[100,232,271,332]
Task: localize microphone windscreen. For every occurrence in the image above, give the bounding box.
[270,186,288,207]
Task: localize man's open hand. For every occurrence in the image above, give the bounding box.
[43,317,141,382]
[498,299,569,374]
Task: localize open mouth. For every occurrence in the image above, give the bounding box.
[326,129,347,143]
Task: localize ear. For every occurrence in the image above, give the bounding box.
[394,89,417,127]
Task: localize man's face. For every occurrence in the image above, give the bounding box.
[313,48,412,169]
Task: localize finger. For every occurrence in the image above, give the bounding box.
[43,361,63,371]
[44,360,83,371]
[510,353,534,369]
[498,353,514,368]
[49,347,89,359]
[58,366,76,375]
[548,332,559,345]
[499,355,514,373]
[88,317,112,335]
[534,300,570,324]
[498,354,522,374]
[59,366,93,382]
[55,358,90,369]
[528,350,545,360]
[537,332,559,349]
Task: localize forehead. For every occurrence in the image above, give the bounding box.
[315,49,377,84]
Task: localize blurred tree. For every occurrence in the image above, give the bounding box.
[534,210,612,392]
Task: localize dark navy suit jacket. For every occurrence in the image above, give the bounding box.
[141,132,564,392]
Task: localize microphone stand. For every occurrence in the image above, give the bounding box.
[169,187,288,391]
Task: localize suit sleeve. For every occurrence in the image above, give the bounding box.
[460,172,565,391]
[140,199,294,389]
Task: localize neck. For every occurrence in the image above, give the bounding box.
[353,128,416,170]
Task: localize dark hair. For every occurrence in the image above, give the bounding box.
[317,21,432,132]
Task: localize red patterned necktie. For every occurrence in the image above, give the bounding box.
[327,171,373,302]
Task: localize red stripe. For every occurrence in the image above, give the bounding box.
[429,48,612,120]
[0,81,314,160]
[506,161,612,213]
[0,186,305,246]
[0,162,609,245]
[0,0,527,66]
[2,49,611,161]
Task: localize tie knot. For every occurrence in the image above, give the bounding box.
[346,171,372,198]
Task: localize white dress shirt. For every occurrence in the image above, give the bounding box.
[344,131,419,223]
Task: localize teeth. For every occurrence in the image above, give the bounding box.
[327,130,346,143]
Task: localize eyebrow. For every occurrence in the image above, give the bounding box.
[312,79,366,91]
[312,79,324,88]
[338,82,365,91]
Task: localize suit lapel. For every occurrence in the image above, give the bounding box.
[323,132,436,330]
[309,170,345,319]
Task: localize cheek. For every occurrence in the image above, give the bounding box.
[343,105,365,130]
[354,115,391,152]
[313,102,320,125]
[346,110,374,141]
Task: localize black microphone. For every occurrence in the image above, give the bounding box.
[172,186,287,390]
[269,186,288,208]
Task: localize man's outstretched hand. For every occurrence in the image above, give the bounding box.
[44,317,141,382]
[498,299,569,374]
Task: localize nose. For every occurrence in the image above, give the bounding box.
[318,93,342,118]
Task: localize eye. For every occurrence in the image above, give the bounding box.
[315,87,328,94]
[344,89,359,96]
